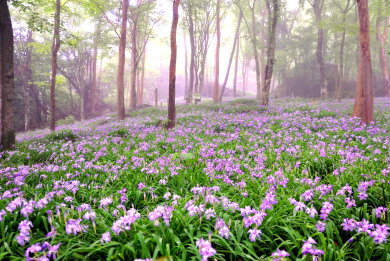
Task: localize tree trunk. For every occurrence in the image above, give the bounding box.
[91,18,101,116]
[233,22,240,98]
[130,20,138,110]
[338,28,346,100]
[213,0,221,102]
[140,48,146,105]
[50,0,61,131]
[167,0,180,129]
[184,31,188,98]
[0,0,15,149]
[219,13,242,102]
[352,0,373,124]
[117,0,128,120]
[313,0,327,99]
[250,1,261,101]
[261,0,279,106]
[24,29,34,131]
[188,8,195,103]
[260,9,266,92]
[376,15,390,97]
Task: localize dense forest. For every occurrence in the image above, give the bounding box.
[0,0,390,260]
[1,0,387,136]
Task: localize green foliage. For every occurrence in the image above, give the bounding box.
[44,129,78,142]
[56,116,76,126]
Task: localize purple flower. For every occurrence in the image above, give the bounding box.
[341,218,356,232]
[374,207,386,218]
[315,221,326,232]
[0,209,6,221]
[101,232,111,244]
[47,243,61,259]
[294,202,306,212]
[271,248,290,261]
[248,228,262,242]
[302,237,323,256]
[138,183,145,190]
[218,225,230,239]
[25,243,42,258]
[196,238,216,261]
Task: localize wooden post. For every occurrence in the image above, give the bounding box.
[155,88,158,107]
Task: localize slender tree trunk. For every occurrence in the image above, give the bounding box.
[233,14,242,98]
[24,29,34,131]
[184,31,188,98]
[219,14,242,101]
[242,56,247,97]
[338,28,346,100]
[260,10,266,92]
[49,0,61,131]
[140,48,146,105]
[249,1,261,101]
[261,0,279,106]
[117,0,128,120]
[376,16,390,97]
[188,8,195,103]
[131,28,137,109]
[129,53,134,109]
[0,0,15,149]
[167,0,180,129]
[213,0,221,102]
[313,0,327,99]
[352,0,373,124]
[91,19,101,116]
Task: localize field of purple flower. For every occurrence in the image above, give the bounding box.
[1,98,390,261]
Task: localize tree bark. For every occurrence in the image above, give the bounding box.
[352,0,373,124]
[167,0,180,129]
[117,0,128,120]
[219,13,242,101]
[313,0,327,99]
[249,0,261,101]
[188,7,195,103]
[233,13,242,98]
[0,0,15,149]
[213,0,221,102]
[184,31,189,98]
[91,18,101,116]
[376,15,390,97]
[139,47,146,105]
[261,0,279,106]
[50,0,61,131]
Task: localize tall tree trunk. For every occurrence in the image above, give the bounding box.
[338,0,351,100]
[249,1,261,101]
[219,14,243,101]
[50,0,61,131]
[260,9,266,92]
[352,0,373,124]
[140,47,146,105]
[188,8,195,103]
[376,15,390,97]
[184,31,188,98]
[241,55,247,97]
[117,0,128,120]
[167,0,180,129]
[129,53,134,109]
[313,0,327,99]
[338,28,346,100]
[261,0,279,106]
[24,29,34,131]
[233,13,242,98]
[0,0,15,149]
[213,0,221,102]
[130,20,138,110]
[91,18,101,116]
